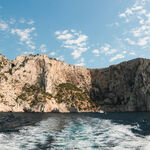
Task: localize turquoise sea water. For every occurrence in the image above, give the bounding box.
[0,112,150,150]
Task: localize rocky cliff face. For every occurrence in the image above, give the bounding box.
[0,54,149,112]
[90,58,150,112]
[0,54,99,112]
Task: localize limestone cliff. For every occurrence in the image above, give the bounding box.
[90,58,150,112]
[0,54,98,112]
[0,54,149,112]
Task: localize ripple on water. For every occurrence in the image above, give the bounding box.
[0,113,150,150]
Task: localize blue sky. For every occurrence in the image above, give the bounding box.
[0,0,150,68]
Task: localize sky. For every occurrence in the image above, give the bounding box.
[0,0,150,68]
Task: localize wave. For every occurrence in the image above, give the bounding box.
[0,113,150,150]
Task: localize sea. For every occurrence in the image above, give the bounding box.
[0,112,150,150]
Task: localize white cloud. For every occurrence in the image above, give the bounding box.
[64,34,88,46]
[55,29,89,59]
[9,18,16,24]
[0,17,39,55]
[49,51,56,56]
[109,54,125,62]
[146,13,150,23]
[57,33,73,40]
[28,20,34,25]
[0,21,8,31]
[57,56,64,61]
[11,27,35,41]
[39,44,47,53]
[71,50,81,59]
[23,51,34,55]
[119,13,126,18]
[125,8,133,15]
[132,28,142,37]
[125,38,136,45]
[118,1,147,24]
[19,18,35,25]
[106,49,117,55]
[26,41,36,50]
[137,16,144,24]
[62,30,68,34]
[132,6,143,11]
[11,27,36,50]
[138,36,149,46]
[71,29,76,32]
[64,45,77,49]
[92,49,100,56]
[55,30,68,35]
[55,31,61,35]
[131,25,150,37]
[71,47,88,59]
[0,6,2,9]
[19,18,25,24]
[129,51,136,55]
[75,62,85,66]
[75,57,85,66]
[101,44,110,52]
[118,0,150,50]
[100,43,117,55]
[123,51,127,54]
[109,22,120,27]
[137,9,146,15]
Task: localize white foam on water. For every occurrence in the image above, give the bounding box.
[50,117,150,150]
[0,116,150,150]
[0,117,60,150]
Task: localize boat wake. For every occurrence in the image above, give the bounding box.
[0,113,150,150]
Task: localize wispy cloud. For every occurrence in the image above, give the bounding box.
[92,49,100,56]
[129,51,136,55]
[49,51,56,56]
[23,51,35,55]
[19,18,35,25]
[19,18,26,24]
[124,38,136,45]
[27,20,34,25]
[55,29,89,59]
[138,36,149,46]
[75,57,85,66]
[0,20,8,31]
[9,18,16,24]
[119,0,150,49]
[56,31,73,40]
[11,27,36,50]
[109,54,125,62]
[0,16,50,56]
[39,44,47,53]
[99,43,118,56]
[100,0,150,64]
[92,43,123,62]
[56,55,64,61]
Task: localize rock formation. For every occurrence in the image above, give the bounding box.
[0,54,149,112]
[0,54,98,112]
[90,58,150,112]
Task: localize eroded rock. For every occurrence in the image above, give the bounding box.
[0,54,149,112]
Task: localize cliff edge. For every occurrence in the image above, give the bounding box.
[0,54,149,112]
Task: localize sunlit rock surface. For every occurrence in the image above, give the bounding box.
[0,54,149,112]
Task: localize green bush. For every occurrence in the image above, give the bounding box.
[58,83,81,91]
